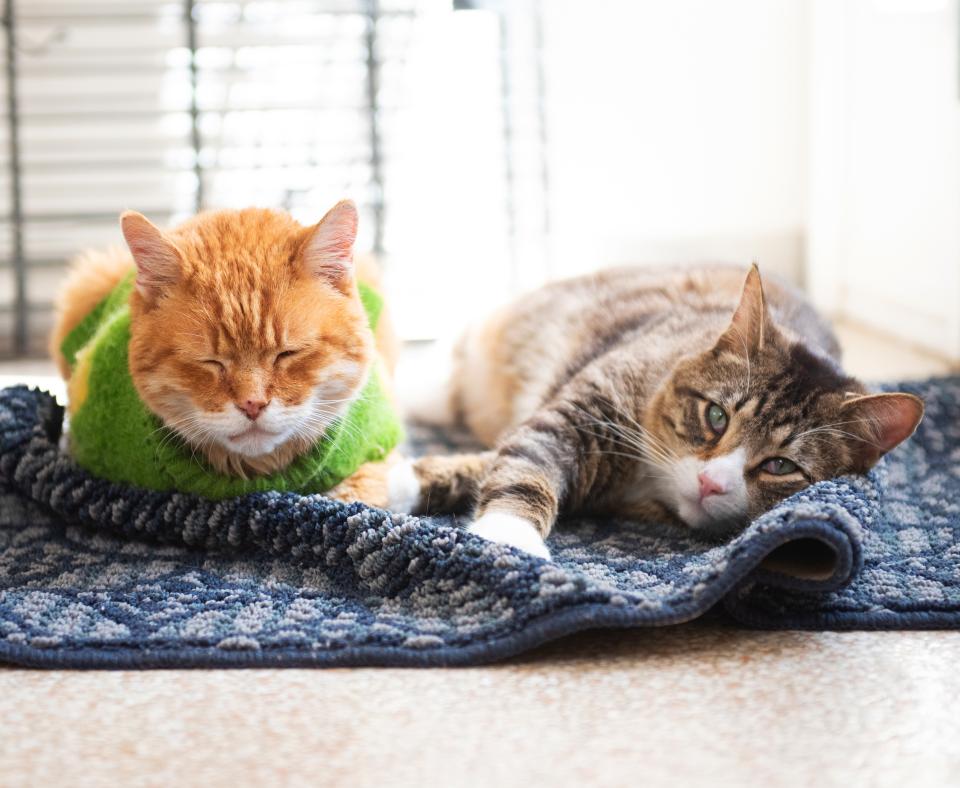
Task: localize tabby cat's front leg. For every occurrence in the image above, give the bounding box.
[388,445,566,559]
[388,406,591,558]
[469,405,598,559]
[468,456,560,558]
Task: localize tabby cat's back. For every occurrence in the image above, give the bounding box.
[451,265,841,444]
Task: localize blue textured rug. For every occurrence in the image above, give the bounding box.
[0,378,956,669]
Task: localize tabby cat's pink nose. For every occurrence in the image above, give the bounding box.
[698,471,726,501]
[238,399,269,420]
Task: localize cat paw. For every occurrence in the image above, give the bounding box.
[387,458,421,514]
[468,512,551,560]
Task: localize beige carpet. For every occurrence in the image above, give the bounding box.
[3,626,960,787]
[1,324,958,788]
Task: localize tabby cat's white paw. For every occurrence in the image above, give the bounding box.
[387,458,421,514]
[468,512,551,560]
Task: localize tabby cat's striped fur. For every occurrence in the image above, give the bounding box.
[390,265,923,558]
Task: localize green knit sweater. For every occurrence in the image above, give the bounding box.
[61,273,403,499]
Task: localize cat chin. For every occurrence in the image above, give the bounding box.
[672,498,711,529]
[672,498,747,533]
[202,417,304,463]
[223,430,290,458]
[200,433,315,478]
[219,418,296,456]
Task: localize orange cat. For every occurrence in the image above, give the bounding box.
[50,200,402,506]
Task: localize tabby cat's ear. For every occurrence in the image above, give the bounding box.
[300,199,358,291]
[841,392,925,471]
[120,211,182,303]
[715,264,770,356]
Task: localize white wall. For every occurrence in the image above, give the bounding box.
[807,0,960,359]
[542,0,809,282]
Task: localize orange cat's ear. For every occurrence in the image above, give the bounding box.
[714,263,770,356]
[120,211,182,303]
[299,199,358,291]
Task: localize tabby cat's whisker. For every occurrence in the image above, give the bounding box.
[583,450,672,478]
[574,414,678,465]
[574,423,673,469]
[791,419,883,449]
[611,405,679,461]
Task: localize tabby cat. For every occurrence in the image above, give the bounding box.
[51,200,401,505]
[389,265,924,558]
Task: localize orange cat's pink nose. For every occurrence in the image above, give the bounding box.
[238,399,269,420]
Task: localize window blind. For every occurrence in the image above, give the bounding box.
[0,0,548,355]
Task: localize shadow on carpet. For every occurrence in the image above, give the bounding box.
[0,380,956,669]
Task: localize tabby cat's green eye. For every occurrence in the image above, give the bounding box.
[762,457,799,476]
[706,403,727,434]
